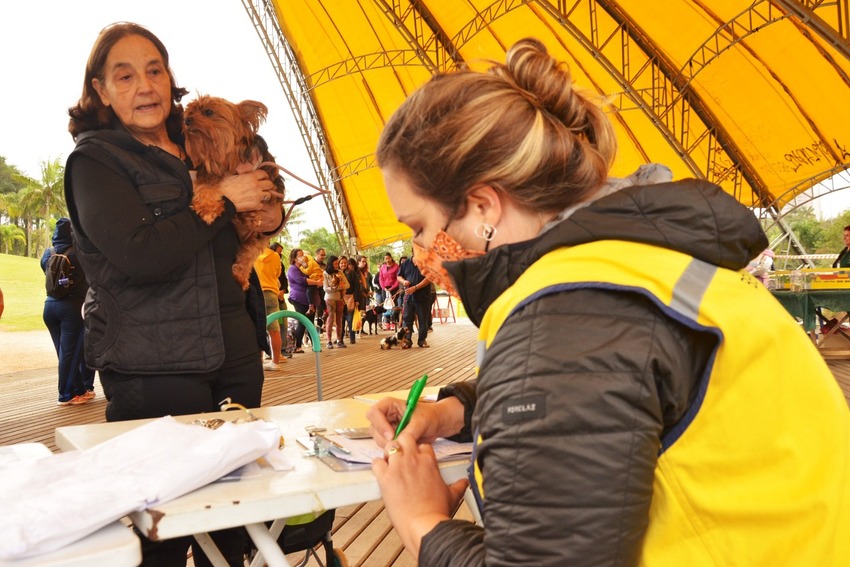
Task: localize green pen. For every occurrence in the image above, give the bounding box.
[394,374,428,439]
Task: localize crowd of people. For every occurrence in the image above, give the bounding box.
[258,246,436,359]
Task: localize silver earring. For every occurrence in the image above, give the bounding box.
[474,223,497,241]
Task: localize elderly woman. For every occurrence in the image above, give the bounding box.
[367,38,849,565]
[65,22,283,566]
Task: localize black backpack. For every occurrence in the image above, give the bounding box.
[45,246,76,298]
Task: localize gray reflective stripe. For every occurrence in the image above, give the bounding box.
[477,340,487,367]
[670,258,717,321]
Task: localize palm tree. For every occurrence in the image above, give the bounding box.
[0,224,25,254]
[15,158,66,256]
[0,191,27,256]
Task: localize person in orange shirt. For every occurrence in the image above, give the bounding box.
[254,243,285,370]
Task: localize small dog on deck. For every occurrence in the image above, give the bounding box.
[360,304,385,336]
[380,326,410,350]
[183,95,284,290]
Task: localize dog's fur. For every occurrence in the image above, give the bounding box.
[380,326,410,350]
[360,304,385,335]
[183,95,284,290]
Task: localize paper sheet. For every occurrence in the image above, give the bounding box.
[298,434,472,465]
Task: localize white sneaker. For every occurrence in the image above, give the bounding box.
[263,360,280,371]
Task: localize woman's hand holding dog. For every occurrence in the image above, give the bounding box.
[216,165,279,212]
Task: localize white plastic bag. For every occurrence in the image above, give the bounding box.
[0,416,280,559]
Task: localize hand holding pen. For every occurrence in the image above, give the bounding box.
[394,374,428,439]
[367,374,437,447]
[370,373,470,555]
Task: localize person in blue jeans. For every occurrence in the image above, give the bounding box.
[41,218,95,405]
[398,252,432,348]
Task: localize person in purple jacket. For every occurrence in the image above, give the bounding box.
[287,248,322,352]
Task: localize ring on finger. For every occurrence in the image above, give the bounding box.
[261,193,271,204]
[387,445,402,457]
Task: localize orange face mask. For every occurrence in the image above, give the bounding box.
[413,230,484,298]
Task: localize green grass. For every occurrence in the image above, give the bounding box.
[0,253,48,332]
[0,252,470,332]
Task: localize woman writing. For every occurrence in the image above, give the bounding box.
[65,22,283,566]
[367,38,849,565]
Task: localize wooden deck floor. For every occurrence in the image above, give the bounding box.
[3,320,849,566]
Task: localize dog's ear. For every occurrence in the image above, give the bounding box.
[237,100,268,132]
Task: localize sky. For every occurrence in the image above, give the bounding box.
[0,0,331,235]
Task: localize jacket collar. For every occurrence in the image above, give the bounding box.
[445,178,768,327]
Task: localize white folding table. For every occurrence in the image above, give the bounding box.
[55,398,469,567]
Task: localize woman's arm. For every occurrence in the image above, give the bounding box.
[414,288,711,565]
[322,272,335,293]
[287,265,307,288]
[68,153,233,281]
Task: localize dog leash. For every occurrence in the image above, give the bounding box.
[256,160,330,226]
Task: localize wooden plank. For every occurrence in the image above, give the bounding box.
[0,321,478,452]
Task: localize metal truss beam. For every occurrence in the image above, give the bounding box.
[308,50,429,89]
[372,0,461,72]
[536,0,762,206]
[776,0,850,57]
[240,0,355,253]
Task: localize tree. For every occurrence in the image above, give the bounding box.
[0,224,25,254]
[0,156,25,196]
[783,206,826,254]
[14,158,67,256]
[298,227,341,257]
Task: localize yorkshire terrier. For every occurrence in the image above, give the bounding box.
[183,95,285,290]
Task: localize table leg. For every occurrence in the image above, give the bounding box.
[816,312,850,347]
[249,519,286,567]
[192,532,230,567]
[245,522,291,567]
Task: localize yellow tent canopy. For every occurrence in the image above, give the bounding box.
[243,0,850,250]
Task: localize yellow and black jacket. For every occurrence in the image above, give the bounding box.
[423,179,850,566]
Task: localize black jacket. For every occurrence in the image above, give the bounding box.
[423,179,766,566]
[65,129,267,373]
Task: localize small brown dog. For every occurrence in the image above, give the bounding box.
[183,95,284,290]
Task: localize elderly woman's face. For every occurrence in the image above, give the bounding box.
[92,34,172,140]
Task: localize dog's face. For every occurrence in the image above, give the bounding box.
[183,95,268,178]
